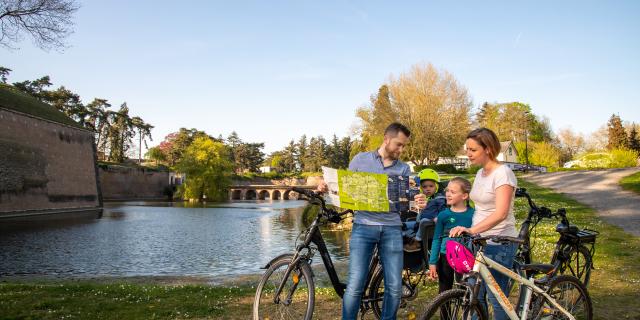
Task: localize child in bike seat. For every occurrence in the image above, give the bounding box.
[428,177,474,293]
[403,168,447,252]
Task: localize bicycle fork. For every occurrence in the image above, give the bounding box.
[273,251,305,305]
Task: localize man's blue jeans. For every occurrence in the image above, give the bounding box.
[342,223,403,320]
[477,242,518,320]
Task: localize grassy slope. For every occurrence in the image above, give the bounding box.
[619,171,640,195]
[1,179,638,319]
[0,84,84,129]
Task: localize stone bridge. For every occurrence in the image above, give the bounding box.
[228,185,316,200]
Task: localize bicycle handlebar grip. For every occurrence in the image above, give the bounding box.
[291,187,313,197]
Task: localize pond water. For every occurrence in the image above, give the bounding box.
[0,201,351,279]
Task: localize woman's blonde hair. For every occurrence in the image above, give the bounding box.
[466,127,501,161]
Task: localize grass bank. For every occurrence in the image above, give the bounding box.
[2,179,639,319]
[619,171,640,195]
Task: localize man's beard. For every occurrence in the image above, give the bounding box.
[385,144,399,160]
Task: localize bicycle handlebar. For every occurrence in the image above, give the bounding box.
[516,188,566,220]
[290,187,353,221]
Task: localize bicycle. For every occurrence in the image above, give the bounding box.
[514,188,598,287]
[253,187,380,320]
[419,234,593,320]
[368,213,438,319]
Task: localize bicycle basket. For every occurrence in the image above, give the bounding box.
[446,240,475,274]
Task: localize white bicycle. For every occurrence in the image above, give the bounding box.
[419,234,592,320]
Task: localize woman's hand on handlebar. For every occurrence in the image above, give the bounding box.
[449,226,472,237]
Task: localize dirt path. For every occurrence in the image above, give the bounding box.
[523,167,640,236]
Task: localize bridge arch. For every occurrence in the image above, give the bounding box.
[231,189,242,200]
[272,190,282,200]
[245,189,257,200]
[258,190,270,200]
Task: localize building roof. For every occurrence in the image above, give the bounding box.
[0,83,85,129]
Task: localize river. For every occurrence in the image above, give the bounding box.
[0,200,351,280]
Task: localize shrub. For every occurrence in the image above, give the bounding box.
[609,149,639,168]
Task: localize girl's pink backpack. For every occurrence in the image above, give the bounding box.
[445,240,475,274]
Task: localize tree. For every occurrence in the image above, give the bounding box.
[556,127,586,164]
[383,63,472,165]
[131,116,153,164]
[627,124,640,152]
[234,142,265,173]
[305,136,327,172]
[145,147,166,166]
[297,135,309,171]
[13,75,52,100]
[0,0,79,50]
[355,84,397,152]
[0,66,11,83]
[175,137,233,202]
[529,141,561,168]
[607,114,628,150]
[106,103,135,162]
[86,98,111,159]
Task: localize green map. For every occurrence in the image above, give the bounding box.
[322,167,390,212]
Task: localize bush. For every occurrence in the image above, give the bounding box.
[609,149,639,168]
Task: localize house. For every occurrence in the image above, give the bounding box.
[259,166,273,173]
[410,141,522,172]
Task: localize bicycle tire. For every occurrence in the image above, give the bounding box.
[418,288,488,320]
[369,267,434,320]
[531,275,593,320]
[558,245,592,287]
[253,256,315,320]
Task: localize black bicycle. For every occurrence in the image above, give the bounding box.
[514,188,598,287]
[253,187,373,320]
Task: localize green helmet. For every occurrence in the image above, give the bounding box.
[418,168,440,193]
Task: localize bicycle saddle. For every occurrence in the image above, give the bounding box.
[519,263,555,275]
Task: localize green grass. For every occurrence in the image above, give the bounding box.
[1,178,639,319]
[619,171,640,195]
[0,282,254,320]
[0,84,85,129]
[516,180,640,319]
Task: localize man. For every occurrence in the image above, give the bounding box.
[319,122,427,320]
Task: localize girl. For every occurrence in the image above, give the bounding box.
[427,177,474,293]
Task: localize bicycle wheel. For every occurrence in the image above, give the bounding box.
[418,289,488,320]
[558,245,592,287]
[370,268,437,320]
[253,256,315,320]
[531,275,593,320]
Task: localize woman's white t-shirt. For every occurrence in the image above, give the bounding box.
[470,165,518,237]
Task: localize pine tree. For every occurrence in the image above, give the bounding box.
[607,114,628,150]
[628,124,640,152]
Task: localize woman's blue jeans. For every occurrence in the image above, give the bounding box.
[342,223,403,320]
[477,242,518,320]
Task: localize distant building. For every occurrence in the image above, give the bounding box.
[259,166,273,173]
[410,140,528,172]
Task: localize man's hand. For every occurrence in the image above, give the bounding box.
[316,181,328,194]
[414,193,427,210]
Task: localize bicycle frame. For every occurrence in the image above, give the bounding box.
[271,206,379,304]
[472,251,576,320]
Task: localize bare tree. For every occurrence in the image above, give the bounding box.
[0,0,79,50]
[387,63,473,165]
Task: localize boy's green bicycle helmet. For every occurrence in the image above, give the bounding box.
[418,168,440,193]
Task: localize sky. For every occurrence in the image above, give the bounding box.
[2,1,639,153]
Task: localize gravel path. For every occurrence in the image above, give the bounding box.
[523,167,640,236]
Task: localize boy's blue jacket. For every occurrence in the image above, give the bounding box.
[418,193,447,221]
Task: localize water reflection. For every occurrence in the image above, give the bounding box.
[0,200,350,278]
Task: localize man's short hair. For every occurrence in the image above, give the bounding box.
[384,122,411,138]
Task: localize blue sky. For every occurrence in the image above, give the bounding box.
[2,1,639,152]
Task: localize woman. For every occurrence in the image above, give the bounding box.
[449,127,518,320]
